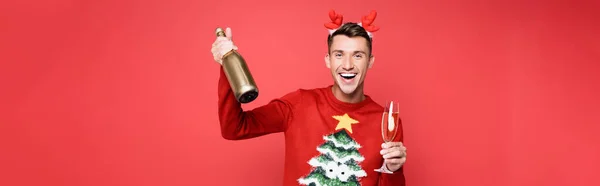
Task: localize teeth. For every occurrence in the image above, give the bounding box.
[340,73,356,78]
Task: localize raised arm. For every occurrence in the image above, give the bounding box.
[217,66,298,140]
[212,27,299,140]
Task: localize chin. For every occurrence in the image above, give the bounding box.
[338,84,358,95]
[333,74,361,95]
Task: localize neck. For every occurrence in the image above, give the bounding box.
[331,84,366,103]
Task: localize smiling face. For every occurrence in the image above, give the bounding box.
[326,34,374,97]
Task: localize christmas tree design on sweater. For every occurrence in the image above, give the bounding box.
[298,114,367,186]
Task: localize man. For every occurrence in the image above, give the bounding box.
[211,10,407,186]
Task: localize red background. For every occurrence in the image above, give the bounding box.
[2,0,599,186]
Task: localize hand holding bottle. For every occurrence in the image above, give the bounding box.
[211,26,259,103]
[211,27,238,65]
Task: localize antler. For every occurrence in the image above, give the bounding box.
[361,10,380,32]
[324,9,343,29]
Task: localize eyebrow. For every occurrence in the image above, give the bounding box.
[332,50,367,55]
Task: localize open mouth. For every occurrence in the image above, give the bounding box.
[339,73,357,80]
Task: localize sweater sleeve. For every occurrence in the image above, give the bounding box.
[217,67,297,140]
[378,167,406,186]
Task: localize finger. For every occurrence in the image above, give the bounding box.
[217,42,236,54]
[212,45,221,59]
[214,38,232,47]
[385,157,407,165]
[213,52,220,62]
[382,147,405,158]
[212,39,224,49]
[214,41,229,52]
[381,146,402,153]
[226,27,232,40]
[382,142,404,148]
[215,37,229,43]
[211,46,223,62]
[380,146,395,155]
[211,45,218,55]
[383,150,402,159]
[383,147,407,157]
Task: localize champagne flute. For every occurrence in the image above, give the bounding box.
[382,101,400,142]
[375,100,400,173]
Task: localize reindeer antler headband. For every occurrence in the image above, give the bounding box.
[324,9,380,37]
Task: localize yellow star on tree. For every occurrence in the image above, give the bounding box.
[333,113,359,133]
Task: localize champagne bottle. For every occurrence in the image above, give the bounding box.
[215,27,259,103]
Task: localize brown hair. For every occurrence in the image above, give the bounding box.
[327,22,373,56]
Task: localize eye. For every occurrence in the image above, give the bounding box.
[335,53,343,58]
[353,54,363,59]
[324,161,339,179]
[337,164,351,182]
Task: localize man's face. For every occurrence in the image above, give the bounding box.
[325,35,374,95]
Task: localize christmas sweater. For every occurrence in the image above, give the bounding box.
[217,67,406,186]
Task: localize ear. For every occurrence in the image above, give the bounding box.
[368,55,375,68]
[325,54,331,69]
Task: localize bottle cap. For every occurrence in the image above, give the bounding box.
[215,28,226,37]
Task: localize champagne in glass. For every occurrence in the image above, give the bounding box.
[382,101,400,143]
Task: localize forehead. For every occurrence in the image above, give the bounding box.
[330,35,369,52]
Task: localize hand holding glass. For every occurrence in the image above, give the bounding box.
[375,101,400,173]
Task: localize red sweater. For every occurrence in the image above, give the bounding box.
[217,67,405,186]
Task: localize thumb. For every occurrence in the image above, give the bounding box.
[225,27,233,40]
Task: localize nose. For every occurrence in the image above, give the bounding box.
[341,56,354,70]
